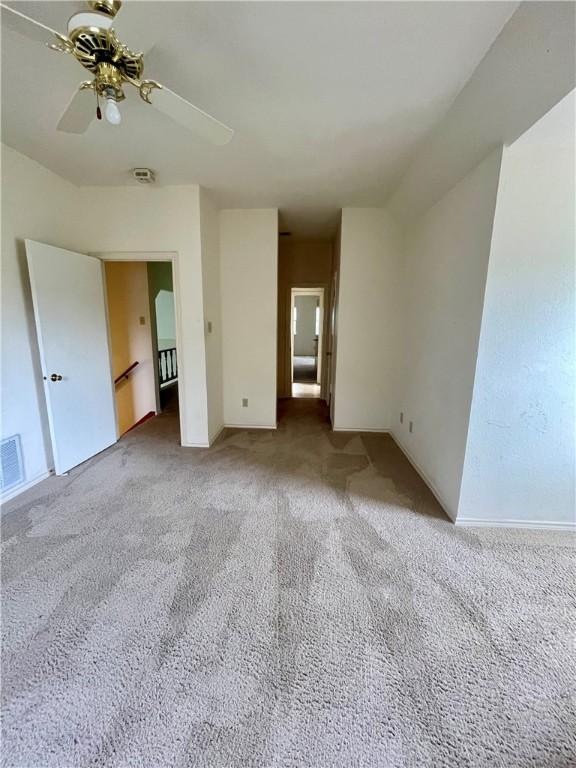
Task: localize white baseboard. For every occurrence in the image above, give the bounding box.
[223,423,277,430]
[332,427,390,433]
[456,517,576,532]
[208,425,225,446]
[1,470,52,506]
[181,441,210,448]
[390,430,456,521]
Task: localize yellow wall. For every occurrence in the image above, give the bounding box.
[105,262,156,435]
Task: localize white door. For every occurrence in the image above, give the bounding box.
[26,240,117,474]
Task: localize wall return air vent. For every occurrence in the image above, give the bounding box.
[1,434,25,492]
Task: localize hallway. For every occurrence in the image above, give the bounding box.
[2,401,574,767]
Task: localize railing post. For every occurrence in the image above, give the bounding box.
[157,347,178,387]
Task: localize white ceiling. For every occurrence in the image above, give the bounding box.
[1,1,518,236]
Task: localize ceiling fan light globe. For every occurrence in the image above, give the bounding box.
[67,11,113,35]
[105,97,121,125]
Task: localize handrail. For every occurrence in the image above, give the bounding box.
[114,361,139,385]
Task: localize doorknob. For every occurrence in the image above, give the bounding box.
[49,374,63,382]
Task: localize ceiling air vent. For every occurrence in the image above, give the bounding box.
[1,435,25,492]
[132,168,155,184]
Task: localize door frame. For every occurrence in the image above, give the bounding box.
[93,251,183,443]
[285,284,329,399]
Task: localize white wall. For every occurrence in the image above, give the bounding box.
[389,1,575,225]
[155,290,176,351]
[392,149,502,519]
[293,295,318,356]
[2,146,214,502]
[220,209,278,428]
[76,185,210,448]
[147,261,176,350]
[329,221,341,424]
[333,208,401,431]
[458,92,575,528]
[199,188,224,443]
[1,145,84,494]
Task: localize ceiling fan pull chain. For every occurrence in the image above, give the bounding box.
[96,90,102,120]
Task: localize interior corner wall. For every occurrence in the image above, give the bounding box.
[333,208,401,431]
[199,188,224,443]
[1,145,85,495]
[458,91,576,528]
[220,209,278,428]
[393,149,503,520]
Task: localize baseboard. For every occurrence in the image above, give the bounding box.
[181,441,210,448]
[223,423,277,430]
[208,425,225,446]
[390,430,456,521]
[456,517,576,532]
[1,470,52,505]
[332,426,390,433]
[125,411,155,434]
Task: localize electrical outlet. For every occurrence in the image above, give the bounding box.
[242,398,248,408]
[207,321,213,334]
[139,316,146,325]
[400,412,404,424]
[409,421,413,433]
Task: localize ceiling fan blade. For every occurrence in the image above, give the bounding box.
[111,1,157,54]
[57,88,95,134]
[0,2,58,44]
[150,86,234,146]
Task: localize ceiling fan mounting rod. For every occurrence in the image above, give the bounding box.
[88,0,122,18]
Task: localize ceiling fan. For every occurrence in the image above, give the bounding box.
[0,0,234,144]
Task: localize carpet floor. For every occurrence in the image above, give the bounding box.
[1,399,575,768]
[293,356,317,383]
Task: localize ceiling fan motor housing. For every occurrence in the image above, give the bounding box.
[60,0,144,102]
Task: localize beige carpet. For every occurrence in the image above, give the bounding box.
[2,399,575,767]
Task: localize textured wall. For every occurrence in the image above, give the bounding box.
[458,92,575,527]
[393,150,502,520]
[220,209,278,428]
[334,209,401,432]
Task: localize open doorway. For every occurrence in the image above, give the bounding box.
[147,262,178,415]
[104,260,178,436]
[291,287,324,398]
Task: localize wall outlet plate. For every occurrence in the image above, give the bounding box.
[242,398,248,407]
